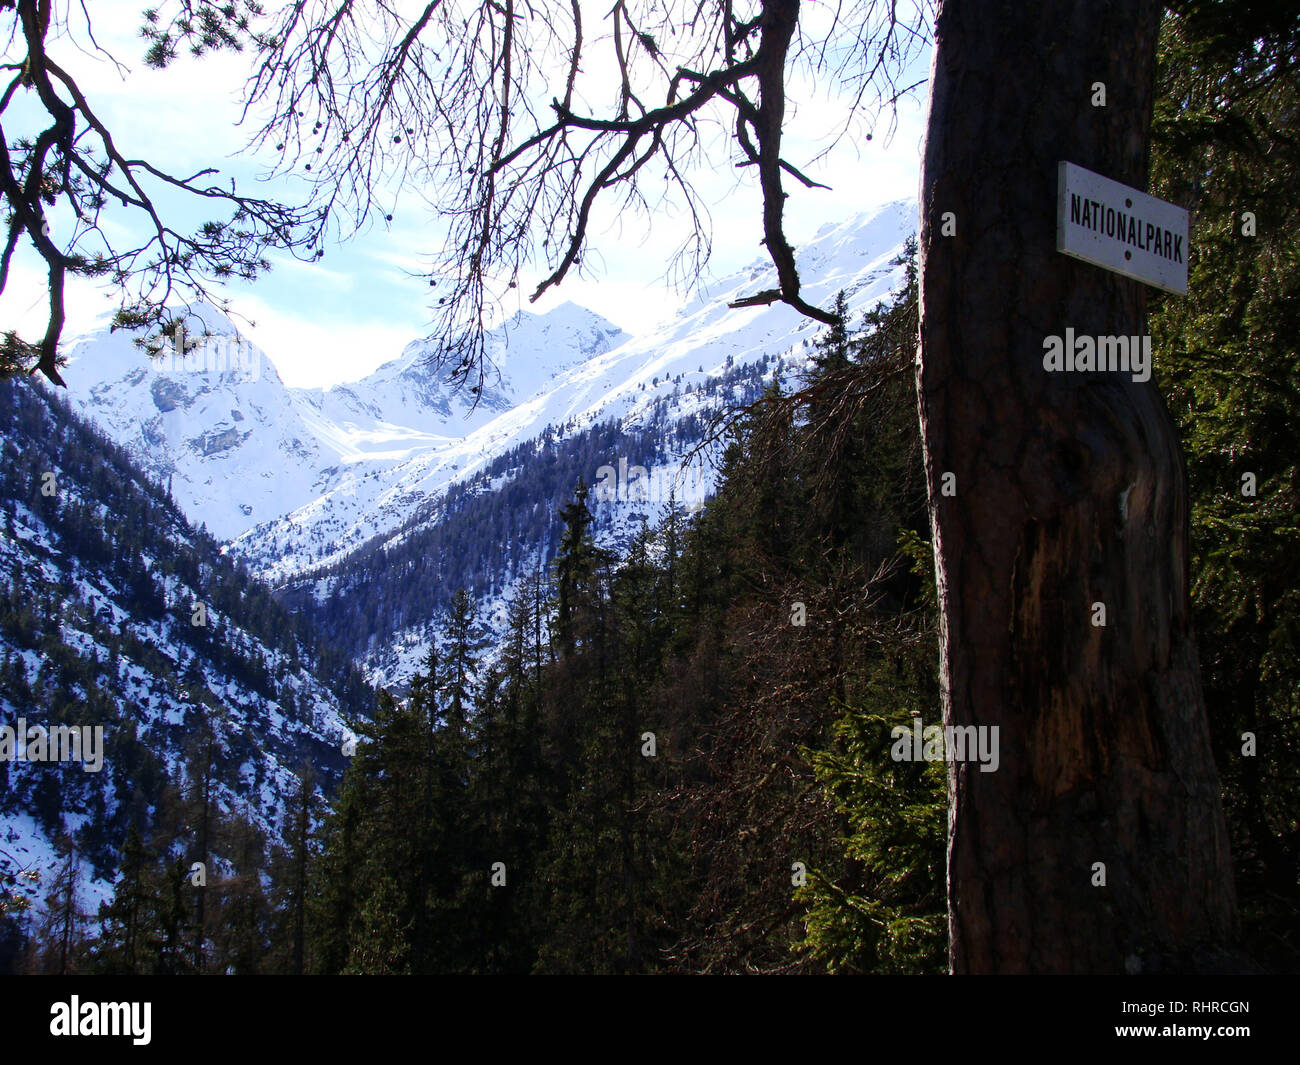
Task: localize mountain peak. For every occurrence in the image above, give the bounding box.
[59,199,915,553]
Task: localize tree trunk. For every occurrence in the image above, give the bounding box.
[917,0,1238,973]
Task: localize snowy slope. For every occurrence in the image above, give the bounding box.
[55,198,916,658]
[59,300,630,543]
[232,198,916,580]
[0,379,362,914]
[58,305,338,542]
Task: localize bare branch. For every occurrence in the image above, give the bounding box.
[236,0,927,388]
[0,0,317,384]
[4,0,929,387]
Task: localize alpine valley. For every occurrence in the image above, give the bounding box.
[0,199,914,965]
[57,199,914,686]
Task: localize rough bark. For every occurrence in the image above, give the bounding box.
[917,0,1238,973]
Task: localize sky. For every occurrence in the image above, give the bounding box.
[1,1,930,388]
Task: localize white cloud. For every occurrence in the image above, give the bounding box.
[0,251,120,342]
[231,293,421,388]
[265,254,356,291]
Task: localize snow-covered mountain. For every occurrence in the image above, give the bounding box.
[0,378,368,925]
[58,305,334,543]
[54,198,916,683]
[234,197,915,580]
[323,301,630,435]
[58,298,629,543]
[228,301,632,576]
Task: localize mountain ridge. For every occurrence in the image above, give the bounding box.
[54,198,917,685]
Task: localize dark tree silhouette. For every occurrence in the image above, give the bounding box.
[0,0,319,382]
[917,0,1237,972]
[238,0,930,385]
[3,0,1254,972]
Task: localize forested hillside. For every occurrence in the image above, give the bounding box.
[298,246,940,973]
[1,1,1296,982]
[279,353,781,680]
[302,86,1300,968]
[0,378,371,974]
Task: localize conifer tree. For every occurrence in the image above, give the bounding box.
[33,832,85,975]
[798,546,945,973]
[465,589,549,972]
[93,825,154,974]
[553,479,603,659]
[310,689,429,972]
[1149,4,1300,969]
[266,767,315,975]
[210,817,270,974]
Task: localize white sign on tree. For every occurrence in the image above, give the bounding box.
[1056,161,1189,295]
